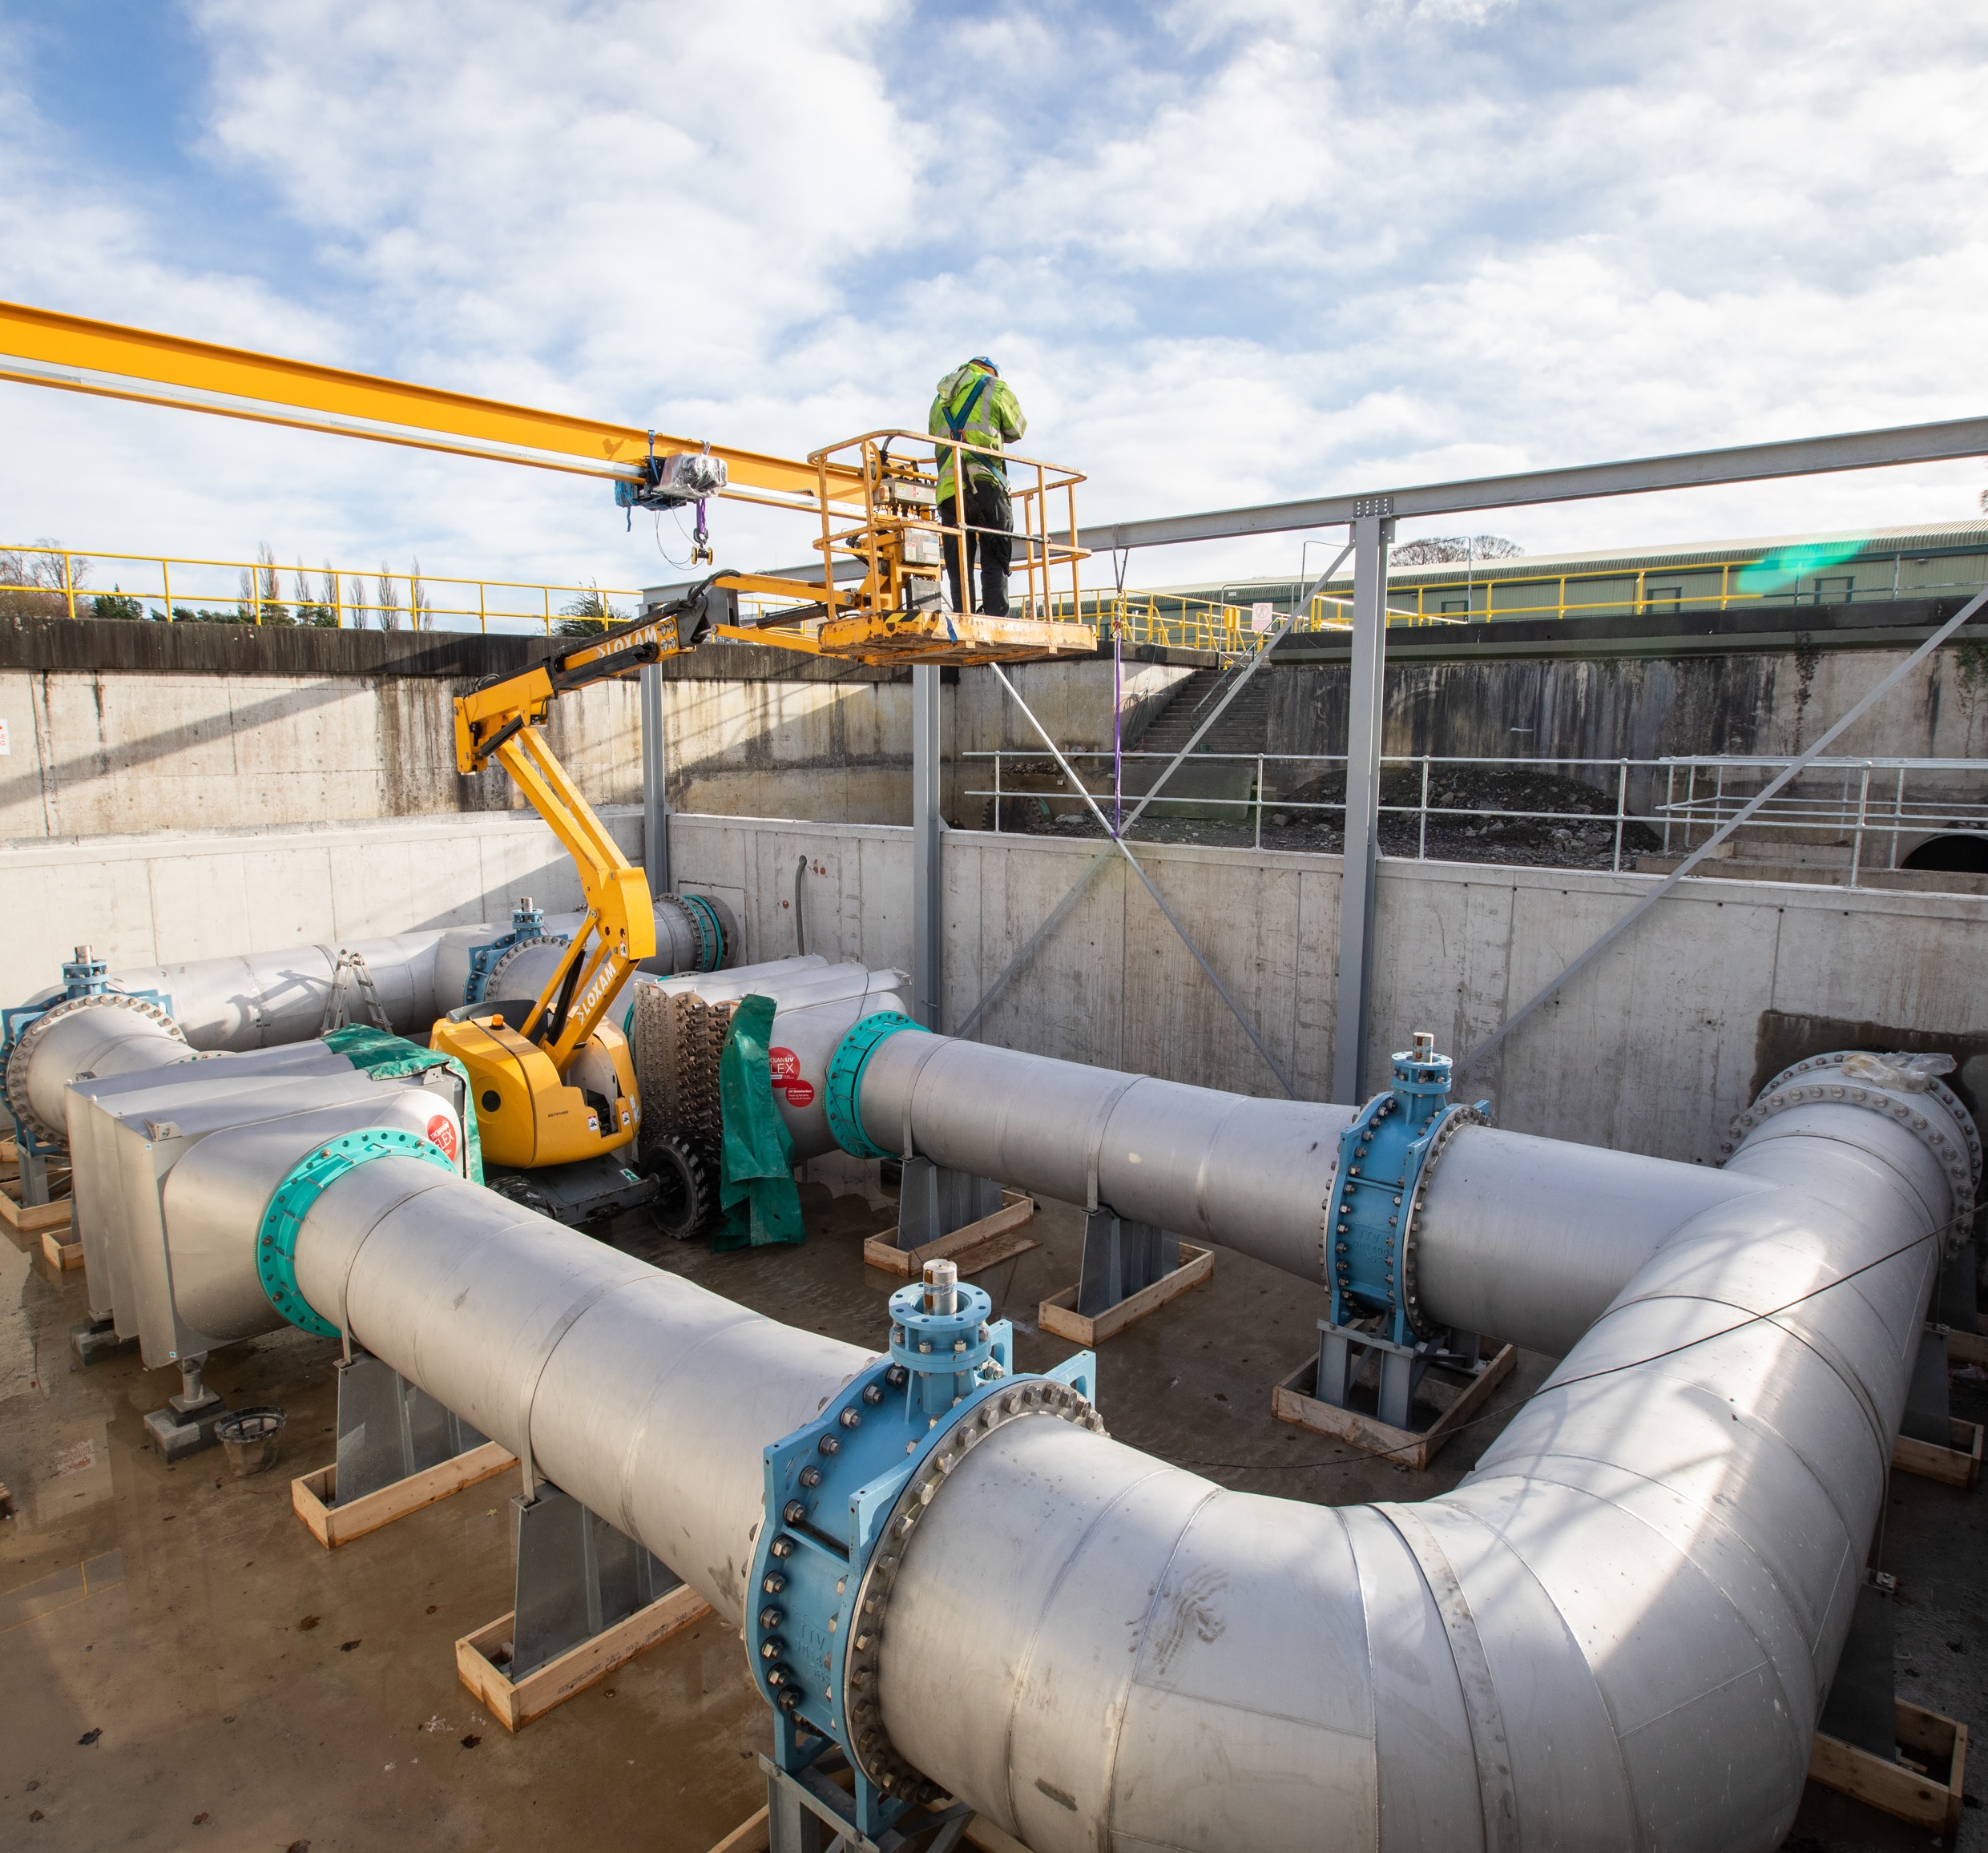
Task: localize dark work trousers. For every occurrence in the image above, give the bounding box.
[938,473,1014,616]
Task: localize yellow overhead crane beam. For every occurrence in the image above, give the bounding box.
[0,297,863,510]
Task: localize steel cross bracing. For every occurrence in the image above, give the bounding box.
[955,542,1354,1081]
[1457,581,1988,1078]
[982,665,1298,1098]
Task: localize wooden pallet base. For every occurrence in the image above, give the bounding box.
[1891,1416,1983,1490]
[1272,1343,1518,1472]
[864,1191,1038,1279]
[290,1440,518,1549]
[41,1226,84,1271]
[458,1583,712,1731]
[1808,1698,1969,1838]
[1038,1243,1213,1345]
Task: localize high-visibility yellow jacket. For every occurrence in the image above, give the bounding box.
[929,363,1026,501]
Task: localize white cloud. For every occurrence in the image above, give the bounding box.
[0,0,1982,600]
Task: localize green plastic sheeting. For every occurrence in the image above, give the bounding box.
[321,1025,485,1185]
[715,992,804,1249]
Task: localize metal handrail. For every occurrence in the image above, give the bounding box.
[961,747,1988,883]
[0,542,645,635]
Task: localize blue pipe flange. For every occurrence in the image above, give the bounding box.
[256,1127,456,1338]
[745,1273,1100,1838]
[675,892,727,972]
[1328,1039,1490,1344]
[823,1011,928,1159]
[463,901,548,1005]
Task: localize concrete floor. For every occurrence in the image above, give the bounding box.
[2,1182,1984,1852]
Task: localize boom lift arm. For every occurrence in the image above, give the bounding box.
[0,300,1095,1179]
[451,580,735,1071]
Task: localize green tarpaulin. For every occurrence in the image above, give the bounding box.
[321,1025,485,1185]
[714,992,804,1249]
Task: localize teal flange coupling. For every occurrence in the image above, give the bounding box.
[256,1128,456,1337]
[1329,1036,1490,1345]
[676,892,728,973]
[824,1012,927,1160]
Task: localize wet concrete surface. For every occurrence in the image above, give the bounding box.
[2,1182,1984,1851]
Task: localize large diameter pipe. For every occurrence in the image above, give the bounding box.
[855,1031,1770,1356]
[8,997,188,1143]
[872,1083,1960,1853]
[167,1049,1966,1852]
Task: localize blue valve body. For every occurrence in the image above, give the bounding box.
[746,1275,1095,1838]
[1329,1049,1469,1343]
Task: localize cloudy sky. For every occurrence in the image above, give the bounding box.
[2,0,1984,615]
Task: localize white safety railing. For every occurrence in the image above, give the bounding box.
[961,748,1988,885]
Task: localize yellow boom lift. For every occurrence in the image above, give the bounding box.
[0,300,1091,1198]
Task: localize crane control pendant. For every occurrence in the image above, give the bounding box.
[745,1260,1099,1841]
[1328,1033,1489,1344]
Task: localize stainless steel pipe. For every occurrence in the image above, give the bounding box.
[158,1046,1967,1852]
[854,1031,1772,1355]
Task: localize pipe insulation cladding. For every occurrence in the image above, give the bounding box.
[170,1038,1972,1853]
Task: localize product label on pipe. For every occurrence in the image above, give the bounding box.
[783,1080,816,1108]
[769,1047,800,1083]
[425,1114,458,1162]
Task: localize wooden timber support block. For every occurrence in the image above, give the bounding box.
[40,1226,84,1271]
[1808,1698,1970,1838]
[1,1180,73,1239]
[458,1583,712,1732]
[1944,1326,1988,1369]
[1890,1416,1983,1490]
[1038,1243,1214,1345]
[862,1190,1038,1279]
[1272,1343,1519,1472]
[704,1806,771,1853]
[290,1439,518,1549]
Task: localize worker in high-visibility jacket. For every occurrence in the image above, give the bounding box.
[929,357,1027,616]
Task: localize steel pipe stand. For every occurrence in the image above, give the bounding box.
[862,1190,1036,1279]
[455,1581,711,1733]
[1809,1700,1970,1839]
[290,1439,518,1549]
[1271,1341,1518,1472]
[756,1751,974,1853]
[1038,1242,1212,1345]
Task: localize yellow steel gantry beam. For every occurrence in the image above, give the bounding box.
[0,299,865,506]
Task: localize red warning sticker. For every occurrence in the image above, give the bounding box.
[425,1114,458,1161]
[768,1046,800,1084]
[782,1080,816,1109]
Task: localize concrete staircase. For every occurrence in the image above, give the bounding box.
[1134,665,1272,759]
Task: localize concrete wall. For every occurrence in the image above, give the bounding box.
[0,639,1191,841]
[1268,640,1988,774]
[670,812,1988,1167]
[1,806,644,1001]
[10,797,1985,1167]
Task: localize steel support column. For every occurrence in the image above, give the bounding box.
[1332,512,1393,1105]
[639,661,668,898]
[911,664,944,1029]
